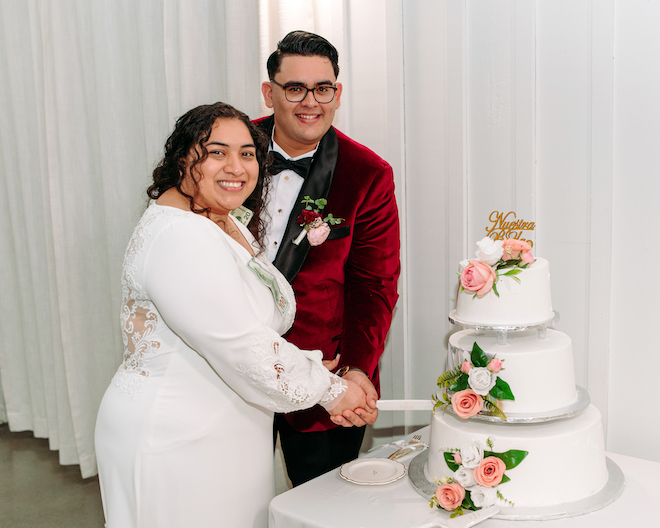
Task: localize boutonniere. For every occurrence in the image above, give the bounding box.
[293,196,344,246]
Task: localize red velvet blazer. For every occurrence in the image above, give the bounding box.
[256,116,400,432]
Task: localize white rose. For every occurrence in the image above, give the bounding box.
[460,441,484,469]
[475,237,504,265]
[454,467,476,488]
[468,367,497,396]
[469,485,499,508]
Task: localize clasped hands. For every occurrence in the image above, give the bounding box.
[322,356,378,427]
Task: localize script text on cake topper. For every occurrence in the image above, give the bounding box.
[485,211,535,247]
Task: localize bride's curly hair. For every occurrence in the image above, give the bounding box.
[147,102,270,248]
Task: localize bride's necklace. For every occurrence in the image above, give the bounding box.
[212,215,254,255]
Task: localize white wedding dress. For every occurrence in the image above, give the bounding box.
[95,203,345,528]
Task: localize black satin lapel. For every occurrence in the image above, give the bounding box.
[272,128,339,282]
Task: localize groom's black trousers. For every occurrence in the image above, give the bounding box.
[274,413,366,487]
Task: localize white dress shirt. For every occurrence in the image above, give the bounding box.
[263,138,318,262]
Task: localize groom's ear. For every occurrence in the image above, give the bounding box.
[262,82,274,109]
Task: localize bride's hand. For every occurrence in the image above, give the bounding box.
[322,354,340,371]
[325,379,367,427]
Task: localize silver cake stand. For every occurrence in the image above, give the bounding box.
[408,450,625,521]
[448,310,560,344]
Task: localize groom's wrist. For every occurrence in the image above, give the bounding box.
[336,365,368,378]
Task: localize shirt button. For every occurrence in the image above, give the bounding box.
[277,209,283,214]
[273,241,278,247]
[284,176,289,181]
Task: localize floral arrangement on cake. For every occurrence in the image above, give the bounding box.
[460,237,535,298]
[431,438,528,516]
[433,342,514,419]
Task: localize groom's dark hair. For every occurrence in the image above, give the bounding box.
[266,30,340,79]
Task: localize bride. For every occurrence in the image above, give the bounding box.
[94,102,370,528]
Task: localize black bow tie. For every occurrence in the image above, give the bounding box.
[269,151,313,178]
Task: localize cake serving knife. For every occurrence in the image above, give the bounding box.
[376,399,434,411]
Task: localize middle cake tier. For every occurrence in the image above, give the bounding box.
[449,329,578,415]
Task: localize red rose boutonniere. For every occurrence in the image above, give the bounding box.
[293,196,344,246]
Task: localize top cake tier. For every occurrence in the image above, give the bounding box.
[455,257,553,326]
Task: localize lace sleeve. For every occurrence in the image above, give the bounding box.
[237,326,347,413]
[142,216,343,413]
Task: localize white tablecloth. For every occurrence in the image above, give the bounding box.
[269,426,660,528]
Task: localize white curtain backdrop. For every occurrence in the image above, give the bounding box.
[0,0,260,478]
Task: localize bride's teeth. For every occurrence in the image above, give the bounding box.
[219,181,242,188]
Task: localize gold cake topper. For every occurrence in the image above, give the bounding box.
[485,211,535,247]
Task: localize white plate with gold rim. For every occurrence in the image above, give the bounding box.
[339,458,406,485]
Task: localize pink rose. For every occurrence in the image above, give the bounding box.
[461,361,472,374]
[307,223,331,246]
[453,452,462,465]
[501,239,532,261]
[460,260,497,298]
[451,389,484,419]
[520,250,534,266]
[487,358,502,373]
[473,456,506,487]
[435,482,466,511]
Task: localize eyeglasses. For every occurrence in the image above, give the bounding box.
[270,79,338,104]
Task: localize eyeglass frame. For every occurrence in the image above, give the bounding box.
[269,79,338,104]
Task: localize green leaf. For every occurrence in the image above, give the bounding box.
[500,474,511,484]
[470,342,489,368]
[490,377,515,401]
[444,452,460,472]
[492,281,500,297]
[482,396,507,419]
[449,373,469,392]
[502,268,522,276]
[437,366,464,389]
[485,449,529,470]
[463,491,476,511]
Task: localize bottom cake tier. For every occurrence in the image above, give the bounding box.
[427,405,609,509]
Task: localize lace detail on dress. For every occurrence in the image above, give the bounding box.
[237,326,336,413]
[319,375,347,405]
[115,205,188,393]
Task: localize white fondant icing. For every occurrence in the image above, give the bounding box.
[448,329,578,414]
[427,405,608,508]
[455,258,553,326]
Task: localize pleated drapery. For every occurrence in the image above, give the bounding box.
[0,0,260,478]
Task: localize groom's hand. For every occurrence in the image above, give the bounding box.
[330,371,378,427]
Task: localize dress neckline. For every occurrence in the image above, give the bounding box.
[150,202,258,259]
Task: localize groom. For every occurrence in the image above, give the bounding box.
[256,31,400,486]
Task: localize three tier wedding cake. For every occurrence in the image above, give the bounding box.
[417,237,623,519]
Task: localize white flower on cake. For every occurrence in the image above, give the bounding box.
[475,237,504,265]
[454,466,477,488]
[470,485,498,508]
[459,440,484,469]
[467,367,497,396]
